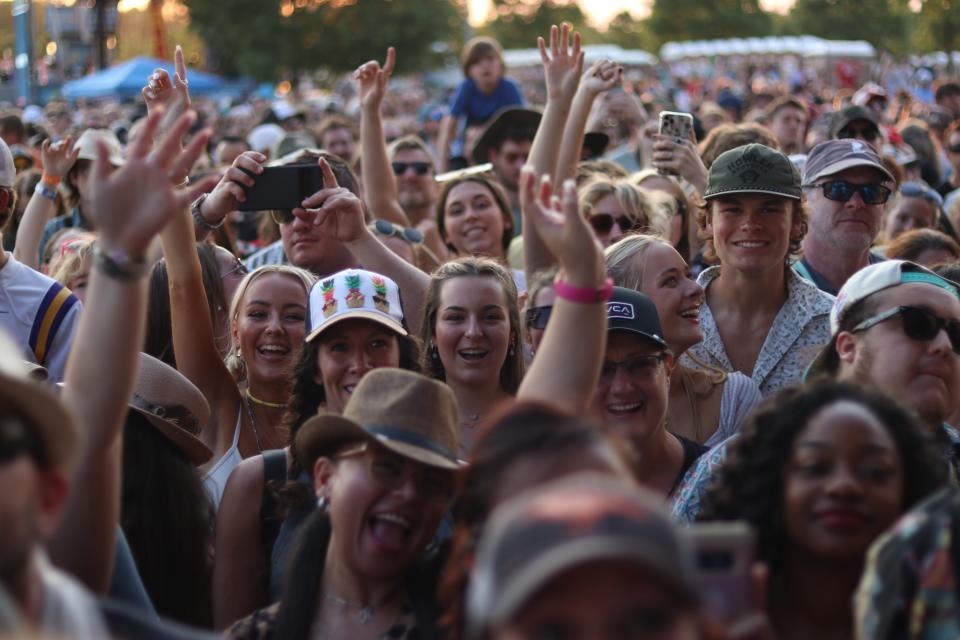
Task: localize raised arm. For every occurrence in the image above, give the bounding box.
[518,167,606,413]
[13,137,79,269]
[356,47,409,226]
[300,158,430,335]
[555,59,622,183]
[50,110,214,592]
[523,24,583,278]
[436,114,458,174]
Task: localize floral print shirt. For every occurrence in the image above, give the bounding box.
[682,266,835,397]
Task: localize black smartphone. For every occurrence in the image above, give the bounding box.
[237,165,325,212]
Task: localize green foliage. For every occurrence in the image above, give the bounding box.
[647,0,772,47]
[788,0,912,54]
[182,0,463,81]
[478,0,600,49]
[602,11,654,51]
[913,0,960,61]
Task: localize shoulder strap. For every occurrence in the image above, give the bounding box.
[28,282,79,366]
[259,450,288,565]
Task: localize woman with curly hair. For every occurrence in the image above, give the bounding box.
[684,144,834,396]
[699,380,947,640]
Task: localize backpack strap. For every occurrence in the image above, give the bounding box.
[28,282,79,366]
[259,449,288,568]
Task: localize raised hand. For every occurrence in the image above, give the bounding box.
[202,150,266,221]
[142,45,193,180]
[354,47,396,112]
[579,59,623,98]
[652,128,708,194]
[91,109,215,257]
[520,165,603,287]
[538,23,584,103]
[297,157,366,244]
[40,136,80,179]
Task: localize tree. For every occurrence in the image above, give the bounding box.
[647,0,772,47]
[182,0,463,81]
[913,0,959,67]
[479,0,600,49]
[603,11,654,51]
[788,0,911,55]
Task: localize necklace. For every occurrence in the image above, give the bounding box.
[321,586,399,624]
[243,395,265,453]
[245,388,286,410]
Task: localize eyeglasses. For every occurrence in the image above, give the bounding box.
[391,161,431,176]
[373,218,423,244]
[838,126,880,142]
[851,305,960,354]
[525,305,552,330]
[221,256,249,279]
[336,441,453,503]
[600,353,668,381]
[589,213,642,235]
[808,180,891,205]
[270,209,296,225]
[900,182,944,207]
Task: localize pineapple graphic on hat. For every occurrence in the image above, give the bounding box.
[345,273,365,308]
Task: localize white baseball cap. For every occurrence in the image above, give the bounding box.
[0,138,14,188]
[305,269,407,342]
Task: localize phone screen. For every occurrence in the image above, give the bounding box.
[237,164,325,212]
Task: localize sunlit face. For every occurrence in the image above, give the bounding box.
[587,194,635,248]
[636,242,703,355]
[392,148,437,214]
[321,127,355,162]
[489,140,531,191]
[805,166,887,254]
[434,275,512,389]
[885,196,937,241]
[592,331,671,443]
[783,401,903,561]
[769,106,808,149]
[280,209,356,275]
[317,441,453,583]
[443,181,509,259]
[232,273,308,386]
[314,318,402,415]
[468,53,502,91]
[707,193,799,274]
[495,561,699,640]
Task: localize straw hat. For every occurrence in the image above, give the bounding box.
[296,368,460,471]
[75,129,124,166]
[128,353,212,465]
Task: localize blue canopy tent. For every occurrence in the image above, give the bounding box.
[62,56,232,100]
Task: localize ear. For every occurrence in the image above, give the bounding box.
[36,469,70,539]
[663,353,676,385]
[313,457,336,501]
[835,331,859,366]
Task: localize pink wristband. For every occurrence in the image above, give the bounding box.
[554,278,613,304]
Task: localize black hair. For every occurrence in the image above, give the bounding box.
[698,381,947,575]
[120,411,214,627]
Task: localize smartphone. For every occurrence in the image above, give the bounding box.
[658,110,694,141]
[688,522,755,624]
[236,164,325,212]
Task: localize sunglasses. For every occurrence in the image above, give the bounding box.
[221,256,249,279]
[838,127,880,141]
[589,213,641,235]
[391,161,431,176]
[900,183,944,207]
[852,305,960,354]
[809,180,891,205]
[373,218,423,244]
[600,353,668,381]
[270,209,296,225]
[336,441,453,503]
[525,305,552,330]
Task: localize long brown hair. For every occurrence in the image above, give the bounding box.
[436,175,514,257]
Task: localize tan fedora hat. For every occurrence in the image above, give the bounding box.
[0,331,79,471]
[75,128,124,166]
[296,368,460,471]
[128,353,212,465]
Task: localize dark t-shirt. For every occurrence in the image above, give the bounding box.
[673,434,709,496]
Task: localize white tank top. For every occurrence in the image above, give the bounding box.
[202,408,243,511]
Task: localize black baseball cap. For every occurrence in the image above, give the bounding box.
[607,287,668,350]
[829,105,880,139]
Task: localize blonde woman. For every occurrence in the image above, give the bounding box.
[47,232,95,304]
[605,234,761,446]
[579,175,666,247]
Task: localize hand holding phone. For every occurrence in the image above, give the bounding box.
[658,110,694,143]
[236,164,324,212]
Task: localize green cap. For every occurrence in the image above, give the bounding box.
[703,143,801,201]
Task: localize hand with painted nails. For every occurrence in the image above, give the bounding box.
[297,157,366,244]
[92,109,216,257]
[520,165,604,287]
[579,59,623,98]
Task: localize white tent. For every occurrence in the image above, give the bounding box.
[659,36,875,62]
[503,44,657,67]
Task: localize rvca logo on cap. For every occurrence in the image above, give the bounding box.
[607,302,635,320]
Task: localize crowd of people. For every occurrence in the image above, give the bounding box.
[2,22,960,640]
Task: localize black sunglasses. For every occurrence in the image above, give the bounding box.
[809,180,891,205]
[270,209,295,225]
[852,305,960,354]
[392,161,431,176]
[589,213,641,235]
[838,127,880,141]
[373,219,423,244]
[525,305,552,330]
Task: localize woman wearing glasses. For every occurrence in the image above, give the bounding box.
[578,175,663,248]
[684,143,835,396]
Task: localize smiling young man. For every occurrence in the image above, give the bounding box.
[795,139,898,296]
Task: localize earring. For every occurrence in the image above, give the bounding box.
[430,343,440,361]
[317,495,329,512]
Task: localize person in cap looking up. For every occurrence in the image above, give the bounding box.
[684,144,834,396]
[0,138,81,383]
[805,260,960,461]
[225,368,461,640]
[796,139,899,295]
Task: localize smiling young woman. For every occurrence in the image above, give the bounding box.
[684,144,834,396]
